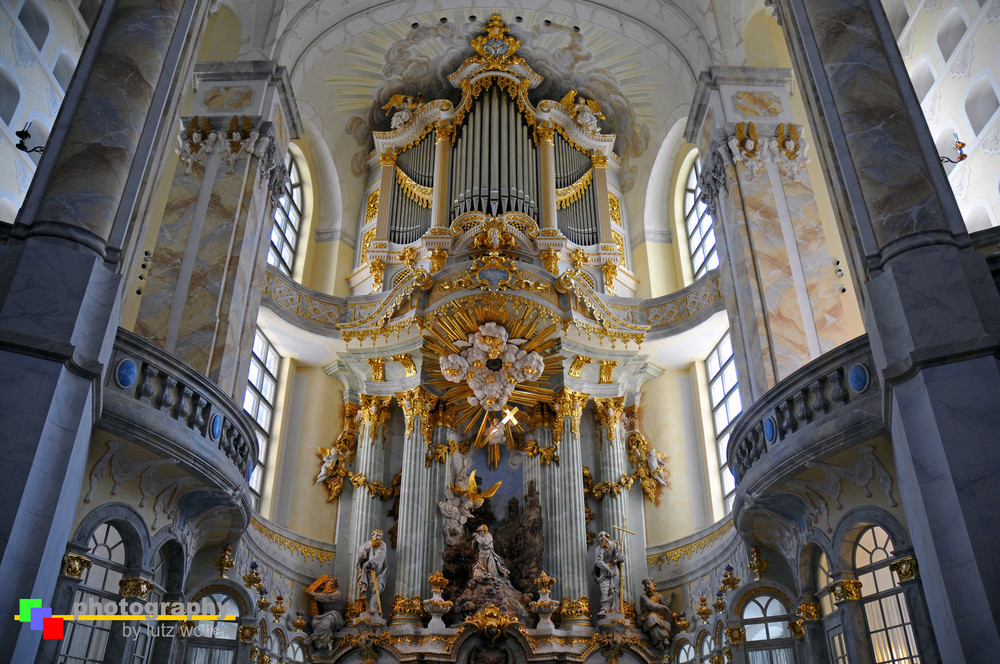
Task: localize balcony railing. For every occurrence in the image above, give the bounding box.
[727,335,882,488]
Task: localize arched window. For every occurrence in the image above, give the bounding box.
[854,526,920,664]
[676,641,696,663]
[742,593,796,663]
[53,52,76,92]
[683,157,719,279]
[183,591,241,663]
[936,10,966,63]
[267,153,303,277]
[965,78,1000,136]
[699,632,717,663]
[286,640,307,663]
[815,552,849,664]
[0,69,20,126]
[908,60,934,102]
[18,0,50,52]
[59,524,127,664]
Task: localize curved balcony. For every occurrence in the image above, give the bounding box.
[727,335,884,515]
[100,330,257,517]
[641,271,724,338]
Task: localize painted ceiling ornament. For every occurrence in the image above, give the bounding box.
[439,322,545,413]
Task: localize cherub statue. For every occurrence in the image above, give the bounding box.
[775,123,810,181]
[175,116,217,175]
[559,89,605,133]
[220,115,261,174]
[315,447,339,485]
[381,93,424,130]
[729,121,767,179]
[646,449,669,487]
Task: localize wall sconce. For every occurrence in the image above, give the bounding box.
[940,133,967,165]
[15,122,45,154]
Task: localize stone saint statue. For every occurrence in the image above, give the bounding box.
[638,578,672,650]
[355,529,388,617]
[593,531,625,617]
[472,524,510,579]
[306,577,346,651]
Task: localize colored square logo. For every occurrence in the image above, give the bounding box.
[29,606,51,630]
[42,616,64,640]
[18,599,42,623]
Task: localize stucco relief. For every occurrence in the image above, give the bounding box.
[733,91,783,117]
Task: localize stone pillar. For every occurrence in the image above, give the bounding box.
[0,1,206,661]
[344,394,392,602]
[134,62,299,398]
[391,387,437,622]
[685,67,859,401]
[373,150,397,241]
[829,579,874,664]
[550,389,590,616]
[892,555,942,663]
[536,123,558,231]
[798,600,832,664]
[593,397,635,602]
[523,424,560,597]
[775,0,1000,658]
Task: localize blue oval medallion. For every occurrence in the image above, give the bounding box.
[210,414,222,440]
[848,363,870,393]
[763,416,776,443]
[116,359,137,388]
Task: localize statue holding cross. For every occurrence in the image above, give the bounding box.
[593,530,627,617]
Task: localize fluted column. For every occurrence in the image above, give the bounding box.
[346,394,392,602]
[373,150,397,241]
[592,155,613,246]
[776,0,1000,658]
[524,424,559,597]
[593,397,634,602]
[391,387,438,620]
[551,389,590,615]
[536,123,557,231]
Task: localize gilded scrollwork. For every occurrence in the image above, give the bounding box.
[568,355,592,378]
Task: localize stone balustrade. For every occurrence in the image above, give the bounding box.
[727,335,881,487]
[642,270,724,338]
[103,329,258,482]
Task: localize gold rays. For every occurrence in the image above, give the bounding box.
[422,297,562,438]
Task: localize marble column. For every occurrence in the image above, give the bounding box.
[391,387,437,621]
[536,123,558,231]
[829,579,874,664]
[776,0,1000,659]
[523,426,559,597]
[550,389,591,614]
[373,150,397,241]
[593,397,634,602]
[430,124,453,230]
[134,62,299,398]
[0,1,206,661]
[592,156,614,246]
[344,395,392,602]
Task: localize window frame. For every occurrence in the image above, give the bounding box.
[244,328,282,507]
[705,330,742,512]
[267,153,303,278]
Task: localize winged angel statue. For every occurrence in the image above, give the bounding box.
[559,89,605,133]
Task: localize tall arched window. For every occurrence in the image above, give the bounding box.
[706,330,742,512]
[676,641,696,663]
[18,1,50,52]
[267,153,303,277]
[59,524,127,664]
[0,69,20,126]
[854,526,921,663]
[683,157,719,279]
[698,632,717,663]
[742,593,796,664]
[244,328,282,507]
[183,590,241,663]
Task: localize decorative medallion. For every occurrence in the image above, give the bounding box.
[210,414,222,440]
[848,363,870,393]
[116,359,137,389]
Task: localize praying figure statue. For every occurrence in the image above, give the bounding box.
[638,578,672,650]
[593,531,625,617]
[472,524,510,580]
[306,577,346,651]
[355,530,388,619]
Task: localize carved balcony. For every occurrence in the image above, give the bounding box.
[99,329,257,517]
[642,270,724,339]
[727,335,884,522]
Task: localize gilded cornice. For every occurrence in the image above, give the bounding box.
[647,520,733,569]
[250,518,336,565]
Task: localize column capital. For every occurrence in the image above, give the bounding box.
[552,388,589,447]
[593,396,625,442]
[395,387,438,440]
